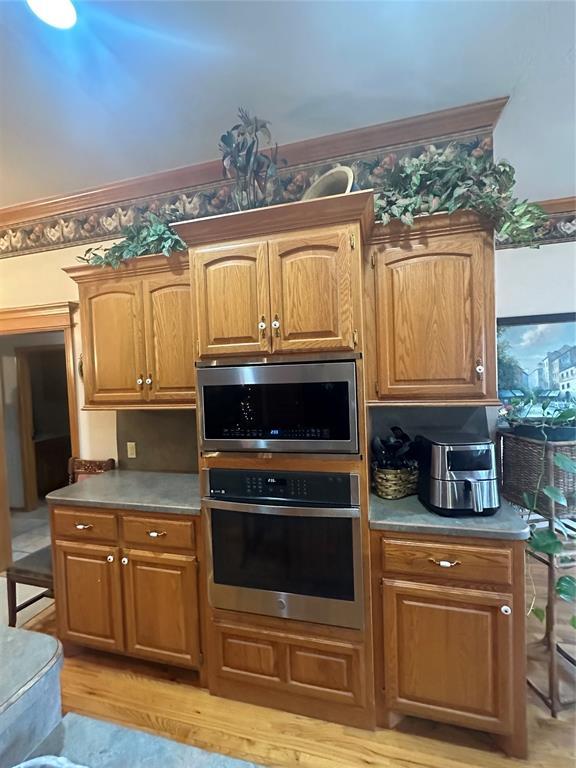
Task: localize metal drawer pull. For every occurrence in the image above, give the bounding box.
[500,605,512,615]
[121,557,129,565]
[106,555,114,563]
[429,557,461,568]
[75,522,93,530]
[146,530,167,538]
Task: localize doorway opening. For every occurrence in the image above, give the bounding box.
[0,331,71,562]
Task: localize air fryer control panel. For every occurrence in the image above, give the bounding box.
[208,469,355,507]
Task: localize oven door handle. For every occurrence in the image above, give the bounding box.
[202,497,360,518]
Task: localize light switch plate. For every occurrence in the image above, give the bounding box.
[126,441,137,459]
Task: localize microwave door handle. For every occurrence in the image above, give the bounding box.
[467,479,484,513]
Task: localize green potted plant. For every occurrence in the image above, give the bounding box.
[370,140,548,245]
[219,108,281,211]
[501,399,576,442]
[80,213,186,269]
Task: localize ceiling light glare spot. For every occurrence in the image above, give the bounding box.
[26,0,77,29]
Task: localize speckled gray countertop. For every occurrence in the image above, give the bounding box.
[370,494,529,540]
[46,470,201,515]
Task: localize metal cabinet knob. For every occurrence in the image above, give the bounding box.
[75,522,93,530]
[258,316,267,338]
[475,359,485,380]
[121,557,129,565]
[145,374,153,386]
[136,376,144,386]
[147,530,167,538]
[106,555,114,563]
[272,315,281,337]
[428,557,461,568]
[500,605,512,615]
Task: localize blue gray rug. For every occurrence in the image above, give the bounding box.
[22,713,264,768]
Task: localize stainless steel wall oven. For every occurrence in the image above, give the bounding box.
[197,360,358,453]
[203,468,363,629]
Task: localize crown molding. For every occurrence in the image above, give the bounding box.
[64,253,189,283]
[537,196,576,215]
[173,190,374,247]
[0,98,508,229]
[370,210,491,244]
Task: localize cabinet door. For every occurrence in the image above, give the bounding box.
[53,541,124,651]
[193,241,271,357]
[374,235,495,399]
[122,549,201,668]
[80,279,146,404]
[382,579,513,733]
[143,274,195,403]
[268,226,355,352]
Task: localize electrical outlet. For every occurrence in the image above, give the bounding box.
[126,441,137,459]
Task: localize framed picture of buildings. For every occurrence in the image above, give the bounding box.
[497,312,576,405]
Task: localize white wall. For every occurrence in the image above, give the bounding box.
[496,240,576,317]
[0,331,64,508]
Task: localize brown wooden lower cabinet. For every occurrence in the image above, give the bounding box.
[54,541,124,652]
[382,579,513,733]
[123,549,201,667]
[372,531,527,758]
[52,508,201,669]
[209,619,373,728]
[215,622,364,707]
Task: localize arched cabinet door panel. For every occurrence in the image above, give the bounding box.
[80,279,146,404]
[143,276,195,403]
[193,241,271,357]
[373,233,496,400]
[268,226,356,353]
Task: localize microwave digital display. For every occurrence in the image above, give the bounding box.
[203,382,351,442]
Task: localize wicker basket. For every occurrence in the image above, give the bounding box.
[497,430,576,515]
[373,466,418,500]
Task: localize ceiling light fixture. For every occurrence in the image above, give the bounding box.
[26,0,77,29]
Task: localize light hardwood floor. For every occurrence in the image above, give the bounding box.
[25,606,575,768]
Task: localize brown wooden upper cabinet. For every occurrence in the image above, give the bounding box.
[192,225,358,358]
[193,241,271,357]
[370,213,496,402]
[66,256,195,407]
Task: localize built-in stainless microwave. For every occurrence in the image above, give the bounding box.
[197,360,358,453]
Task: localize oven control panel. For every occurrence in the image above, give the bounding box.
[208,469,356,507]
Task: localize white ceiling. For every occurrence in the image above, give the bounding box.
[0,0,574,209]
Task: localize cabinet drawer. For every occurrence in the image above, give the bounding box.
[381,538,512,586]
[121,515,195,551]
[52,508,117,543]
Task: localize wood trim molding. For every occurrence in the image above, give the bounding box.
[370,210,490,245]
[0,395,11,570]
[15,348,38,511]
[64,253,189,284]
[0,98,508,228]
[537,197,576,215]
[173,190,375,247]
[0,302,78,335]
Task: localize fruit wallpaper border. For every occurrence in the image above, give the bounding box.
[0,127,573,259]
